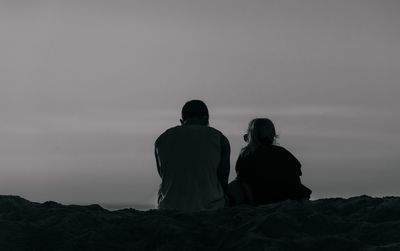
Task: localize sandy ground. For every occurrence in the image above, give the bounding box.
[0,195,399,250]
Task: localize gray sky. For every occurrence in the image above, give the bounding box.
[1,0,399,207]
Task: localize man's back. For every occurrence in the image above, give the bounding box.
[155,125,228,211]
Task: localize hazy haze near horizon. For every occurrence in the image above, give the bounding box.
[1,0,399,207]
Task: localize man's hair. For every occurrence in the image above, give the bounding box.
[181,100,209,120]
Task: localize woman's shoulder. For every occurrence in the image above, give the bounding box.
[259,144,287,153]
[269,144,289,153]
[260,144,299,160]
[271,145,301,166]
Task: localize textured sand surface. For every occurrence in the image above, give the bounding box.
[0,195,399,250]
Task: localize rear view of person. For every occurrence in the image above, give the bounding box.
[231,118,311,206]
[155,100,230,211]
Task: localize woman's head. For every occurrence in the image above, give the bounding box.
[241,118,277,157]
[245,118,276,145]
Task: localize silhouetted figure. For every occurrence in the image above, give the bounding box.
[155,100,230,211]
[229,118,311,206]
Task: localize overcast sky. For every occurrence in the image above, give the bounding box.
[1,0,399,208]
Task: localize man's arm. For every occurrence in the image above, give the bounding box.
[218,134,230,193]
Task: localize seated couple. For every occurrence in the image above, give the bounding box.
[155,100,312,211]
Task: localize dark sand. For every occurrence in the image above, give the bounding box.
[1,195,399,250]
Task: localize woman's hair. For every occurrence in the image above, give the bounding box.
[240,118,277,157]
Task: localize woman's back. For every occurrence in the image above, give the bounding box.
[229,118,311,206]
[236,142,305,205]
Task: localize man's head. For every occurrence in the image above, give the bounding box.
[180,100,209,126]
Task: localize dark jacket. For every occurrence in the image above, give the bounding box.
[235,142,311,205]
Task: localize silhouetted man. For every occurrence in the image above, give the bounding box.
[155,100,230,211]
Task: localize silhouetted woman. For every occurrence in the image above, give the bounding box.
[231,118,311,206]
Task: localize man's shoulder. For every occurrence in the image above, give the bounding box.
[201,126,229,142]
[155,126,227,144]
[163,125,224,135]
[155,126,180,144]
[205,126,224,135]
[162,125,182,134]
